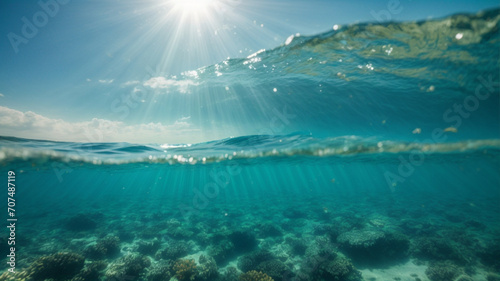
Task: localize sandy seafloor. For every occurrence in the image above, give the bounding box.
[1,182,499,281]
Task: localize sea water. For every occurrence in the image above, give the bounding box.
[1,9,499,281]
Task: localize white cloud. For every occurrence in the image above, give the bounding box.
[0,93,4,97]
[98,79,114,84]
[86,78,91,82]
[0,106,200,144]
[144,76,198,94]
[122,80,140,86]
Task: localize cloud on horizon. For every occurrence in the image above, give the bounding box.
[122,80,140,87]
[0,106,199,144]
[144,76,198,94]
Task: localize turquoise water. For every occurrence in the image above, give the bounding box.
[1,9,500,281]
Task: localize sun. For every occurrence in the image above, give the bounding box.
[169,0,217,15]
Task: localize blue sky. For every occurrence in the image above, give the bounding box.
[0,0,498,143]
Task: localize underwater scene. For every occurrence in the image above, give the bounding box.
[1,7,500,281]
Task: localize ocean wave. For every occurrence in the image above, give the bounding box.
[0,135,499,167]
[193,8,499,89]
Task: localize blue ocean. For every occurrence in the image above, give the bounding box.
[1,9,500,281]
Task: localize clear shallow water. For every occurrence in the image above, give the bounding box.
[1,9,500,281]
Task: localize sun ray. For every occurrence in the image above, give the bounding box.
[169,0,216,15]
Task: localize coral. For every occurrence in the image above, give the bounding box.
[239,270,274,281]
[297,250,361,281]
[315,257,362,281]
[197,255,219,280]
[117,227,136,242]
[464,220,486,230]
[305,236,336,258]
[285,237,307,256]
[124,254,151,277]
[196,232,211,246]
[257,223,283,238]
[27,252,85,280]
[442,229,478,248]
[230,230,258,253]
[312,224,334,236]
[478,240,500,270]
[425,261,462,281]
[173,259,197,281]
[73,260,108,281]
[204,229,256,264]
[0,271,29,281]
[255,259,288,280]
[207,240,235,264]
[283,207,307,219]
[141,227,163,239]
[337,230,409,265]
[412,237,465,264]
[156,240,191,260]
[145,260,173,281]
[339,213,366,230]
[237,250,290,280]
[237,250,275,273]
[169,227,195,239]
[218,267,240,281]
[158,219,194,239]
[273,243,292,260]
[85,235,121,259]
[137,238,161,255]
[398,219,437,237]
[337,230,385,248]
[281,218,307,230]
[105,254,151,280]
